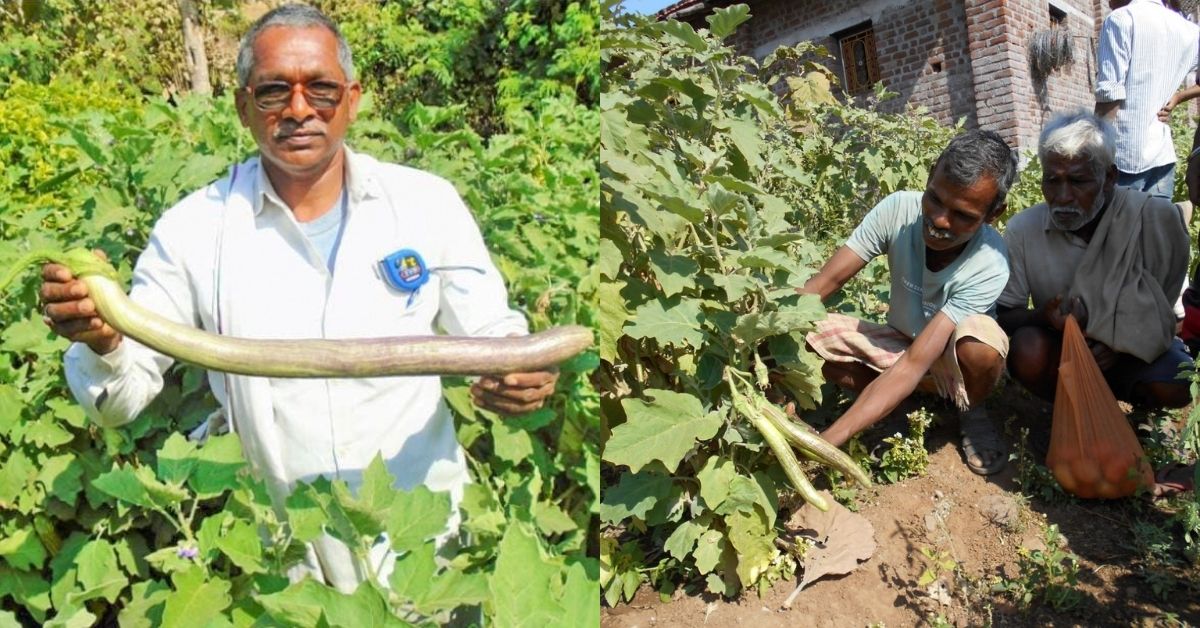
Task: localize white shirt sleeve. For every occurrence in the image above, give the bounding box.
[430,180,529,338]
[63,217,196,428]
[1096,12,1132,102]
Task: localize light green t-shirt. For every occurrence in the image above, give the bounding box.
[844,191,1009,338]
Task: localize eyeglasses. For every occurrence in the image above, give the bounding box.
[247,79,346,112]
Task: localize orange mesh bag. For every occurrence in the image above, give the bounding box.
[1045,315,1154,499]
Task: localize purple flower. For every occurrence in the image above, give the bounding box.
[177,546,199,559]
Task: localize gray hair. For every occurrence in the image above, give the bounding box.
[235,4,355,88]
[1038,111,1116,179]
[933,129,1018,215]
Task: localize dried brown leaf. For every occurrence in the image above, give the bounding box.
[787,490,876,590]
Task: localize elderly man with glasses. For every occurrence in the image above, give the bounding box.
[37,3,556,594]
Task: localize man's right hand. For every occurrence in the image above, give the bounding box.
[39,251,122,355]
[1041,295,1087,331]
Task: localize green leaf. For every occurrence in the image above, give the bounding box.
[605,390,721,473]
[647,251,699,297]
[45,399,86,429]
[731,298,826,346]
[599,238,623,279]
[0,528,45,571]
[533,501,578,535]
[624,297,705,350]
[388,543,436,606]
[0,449,34,509]
[117,580,170,628]
[692,529,727,574]
[0,385,22,436]
[725,117,764,171]
[160,567,231,628]
[1,317,67,355]
[285,484,329,543]
[709,273,758,302]
[490,524,565,627]
[697,457,736,510]
[598,280,630,363]
[332,455,396,539]
[599,471,672,523]
[71,539,128,604]
[134,464,189,506]
[189,433,246,498]
[42,604,95,628]
[460,483,505,538]
[214,520,266,575]
[156,433,198,485]
[735,247,791,270]
[559,561,599,628]
[22,416,73,449]
[258,579,405,628]
[727,507,776,587]
[664,518,707,561]
[657,20,707,52]
[91,465,154,509]
[423,570,489,613]
[386,486,452,553]
[491,421,534,462]
[706,4,752,39]
[703,183,743,217]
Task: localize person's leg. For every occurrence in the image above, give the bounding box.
[958,338,1004,406]
[1116,163,1176,199]
[1005,326,1062,402]
[1145,163,1177,200]
[821,360,880,393]
[1106,338,1193,408]
[946,316,1010,475]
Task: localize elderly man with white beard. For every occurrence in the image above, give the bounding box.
[997,110,1192,410]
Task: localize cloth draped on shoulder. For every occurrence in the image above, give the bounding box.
[1067,188,1189,363]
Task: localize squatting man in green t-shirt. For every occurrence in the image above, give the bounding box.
[797,130,1016,475]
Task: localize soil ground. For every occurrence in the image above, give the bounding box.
[602,382,1200,627]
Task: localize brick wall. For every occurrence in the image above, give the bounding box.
[672,0,1108,156]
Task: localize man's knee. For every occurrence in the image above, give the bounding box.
[955,336,1003,380]
[1006,326,1056,384]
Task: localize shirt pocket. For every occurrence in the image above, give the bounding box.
[355,272,441,337]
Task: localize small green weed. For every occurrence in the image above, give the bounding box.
[991,524,1083,612]
[876,409,934,484]
[917,546,957,587]
[1010,427,1069,503]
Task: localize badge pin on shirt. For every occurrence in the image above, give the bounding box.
[376,248,485,307]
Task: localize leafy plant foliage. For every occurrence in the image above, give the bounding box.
[0,1,597,625]
[600,3,960,600]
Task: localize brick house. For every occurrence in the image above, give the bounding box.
[657,0,1162,157]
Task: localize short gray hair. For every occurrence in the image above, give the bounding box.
[235,4,355,88]
[932,129,1018,215]
[1038,111,1116,179]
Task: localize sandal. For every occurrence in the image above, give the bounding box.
[959,406,1006,476]
[1152,462,1196,500]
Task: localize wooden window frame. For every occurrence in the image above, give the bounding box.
[836,23,881,94]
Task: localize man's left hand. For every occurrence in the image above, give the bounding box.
[471,370,559,416]
[1088,339,1118,371]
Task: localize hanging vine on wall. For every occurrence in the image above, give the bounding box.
[1027,27,1075,87]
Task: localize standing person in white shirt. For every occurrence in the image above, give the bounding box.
[1095,0,1200,199]
[36,3,558,593]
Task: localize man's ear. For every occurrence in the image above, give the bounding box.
[1103,164,1118,196]
[234,89,250,128]
[984,202,1007,225]
[346,82,362,124]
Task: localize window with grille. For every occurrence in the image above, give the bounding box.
[837,23,880,94]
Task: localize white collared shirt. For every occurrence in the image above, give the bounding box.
[1096,0,1200,174]
[64,147,527,588]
